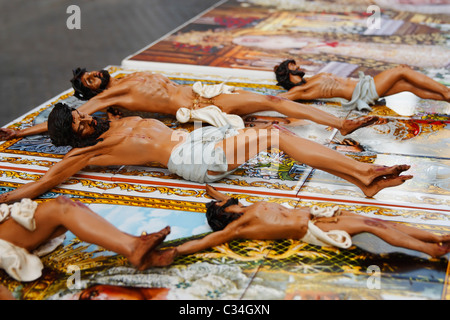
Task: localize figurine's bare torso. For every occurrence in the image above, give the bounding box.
[234,202,310,240]
[74,116,186,168]
[107,72,195,113]
[305,73,357,100]
[90,71,309,116]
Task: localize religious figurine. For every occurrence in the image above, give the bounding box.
[274,60,449,111]
[0,103,411,204]
[0,67,378,140]
[0,196,171,281]
[143,185,450,267]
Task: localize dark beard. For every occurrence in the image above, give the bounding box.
[290,69,307,86]
[97,70,111,92]
[92,116,110,138]
[290,69,305,78]
[73,116,110,148]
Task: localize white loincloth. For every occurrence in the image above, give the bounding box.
[167,125,239,183]
[176,81,245,129]
[342,72,379,111]
[301,205,352,249]
[0,199,65,282]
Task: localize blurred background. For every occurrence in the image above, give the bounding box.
[0,0,219,126]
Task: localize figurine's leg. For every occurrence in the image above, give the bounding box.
[377,220,449,243]
[216,90,344,128]
[276,129,411,189]
[215,90,379,135]
[314,216,450,257]
[0,196,170,269]
[381,81,446,100]
[215,128,411,197]
[373,65,449,101]
[339,209,448,242]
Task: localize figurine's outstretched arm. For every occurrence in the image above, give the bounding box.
[0,86,129,141]
[0,150,92,204]
[276,86,307,100]
[205,184,236,202]
[0,123,48,140]
[175,228,235,256]
[175,209,254,256]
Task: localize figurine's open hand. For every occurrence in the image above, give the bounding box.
[106,107,123,120]
[0,128,17,141]
[0,192,9,204]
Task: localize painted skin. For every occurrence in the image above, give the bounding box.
[0,69,379,140]
[278,62,450,102]
[0,108,412,204]
[0,196,172,274]
[143,185,450,267]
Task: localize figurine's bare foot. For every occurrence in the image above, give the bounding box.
[364,164,411,186]
[429,241,450,258]
[128,226,171,269]
[139,248,178,269]
[362,174,413,198]
[445,87,450,102]
[340,116,379,136]
[439,234,450,243]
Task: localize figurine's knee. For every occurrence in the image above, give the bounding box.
[398,64,414,75]
[55,195,72,205]
[389,65,413,81]
[54,196,87,213]
[265,126,282,148]
[244,126,279,150]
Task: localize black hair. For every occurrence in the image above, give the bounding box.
[274,59,306,90]
[70,67,110,100]
[47,102,110,148]
[47,103,76,147]
[205,198,242,231]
